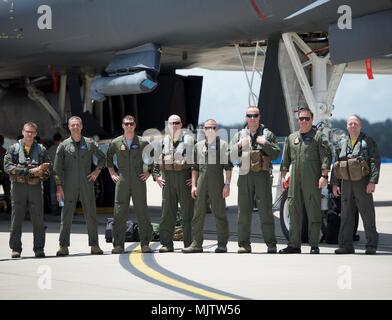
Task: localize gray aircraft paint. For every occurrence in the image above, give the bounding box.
[1,0,392,80]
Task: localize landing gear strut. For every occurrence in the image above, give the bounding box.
[273,32,349,240]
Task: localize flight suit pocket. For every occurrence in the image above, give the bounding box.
[338,161,350,180]
[303,140,318,161]
[65,147,76,160]
[347,158,369,181]
[117,152,128,168]
[333,162,343,180]
[250,150,262,173]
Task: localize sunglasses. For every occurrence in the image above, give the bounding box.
[204,126,216,130]
[298,117,311,122]
[246,114,259,119]
[169,121,181,125]
[123,122,135,126]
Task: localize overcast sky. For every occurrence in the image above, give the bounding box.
[177,68,392,125]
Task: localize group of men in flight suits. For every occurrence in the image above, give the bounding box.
[3,106,380,258]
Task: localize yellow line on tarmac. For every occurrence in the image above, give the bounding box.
[129,245,235,300]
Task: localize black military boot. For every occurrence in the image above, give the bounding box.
[335,247,355,254]
[11,250,21,258]
[35,250,45,258]
[267,246,277,254]
[279,246,301,254]
[365,248,377,255]
[310,247,320,254]
[215,245,227,253]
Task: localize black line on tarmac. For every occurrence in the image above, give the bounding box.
[119,243,250,300]
[143,243,249,300]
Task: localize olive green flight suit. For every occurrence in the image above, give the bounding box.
[231,125,280,249]
[152,133,194,249]
[54,137,105,247]
[280,128,331,248]
[106,135,153,247]
[191,138,232,247]
[4,140,50,253]
[331,132,380,251]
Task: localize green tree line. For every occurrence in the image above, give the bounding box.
[218,118,392,159]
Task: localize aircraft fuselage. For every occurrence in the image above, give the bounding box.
[1,0,391,79]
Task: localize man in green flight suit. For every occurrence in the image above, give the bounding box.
[182,119,232,253]
[231,106,280,254]
[54,116,106,256]
[4,122,50,258]
[332,115,380,254]
[153,114,194,253]
[279,107,331,254]
[107,115,153,254]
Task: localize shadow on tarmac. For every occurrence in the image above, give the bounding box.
[1,203,392,254]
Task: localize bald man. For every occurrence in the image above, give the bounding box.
[231,106,281,254]
[153,115,194,252]
[332,115,380,254]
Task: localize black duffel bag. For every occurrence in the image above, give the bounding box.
[325,211,340,244]
[105,218,140,243]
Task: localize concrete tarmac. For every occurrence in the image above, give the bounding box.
[1,164,391,300]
